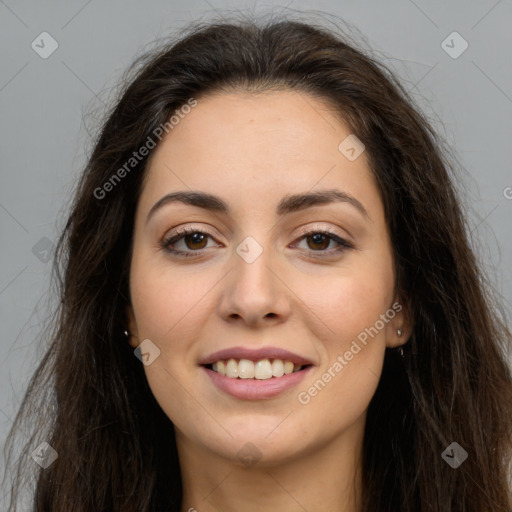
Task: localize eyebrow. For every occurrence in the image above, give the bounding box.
[145,189,370,224]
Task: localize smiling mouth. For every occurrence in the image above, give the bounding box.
[204,358,312,380]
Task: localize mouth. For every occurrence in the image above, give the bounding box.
[199,346,314,399]
[204,358,313,380]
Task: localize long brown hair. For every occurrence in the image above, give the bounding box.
[3,11,512,511]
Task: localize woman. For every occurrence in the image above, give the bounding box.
[3,12,512,512]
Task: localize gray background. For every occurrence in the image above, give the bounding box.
[1,0,511,501]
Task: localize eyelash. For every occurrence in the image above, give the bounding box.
[160,225,353,259]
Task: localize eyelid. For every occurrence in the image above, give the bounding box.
[163,223,219,240]
[160,222,354,258]
[293,222,351,242]
[163,222,348,243]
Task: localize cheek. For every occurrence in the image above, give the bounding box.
[129,259,212,432]
[129,254,215,342]
[293,257,394,344]
[292,258,393,415]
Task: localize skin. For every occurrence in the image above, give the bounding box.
[126,89,412,512]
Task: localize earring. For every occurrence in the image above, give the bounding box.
[123,330,130,338]
[397,328,404,359]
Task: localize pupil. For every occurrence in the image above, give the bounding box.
[187,233,206,249]
[310,233,328,250]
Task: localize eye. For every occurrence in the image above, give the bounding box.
[160,227,219,257]
[292,229,353,256]
[160,225,353,259]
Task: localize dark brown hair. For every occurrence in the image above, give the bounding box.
[3,11,512,512]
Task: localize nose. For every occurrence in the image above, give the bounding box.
[218,240,291,328]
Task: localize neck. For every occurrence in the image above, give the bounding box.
[177,416,365,512]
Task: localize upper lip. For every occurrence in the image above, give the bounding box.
[199,346,314,366]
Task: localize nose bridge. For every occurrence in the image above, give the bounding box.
[219,233,289,325]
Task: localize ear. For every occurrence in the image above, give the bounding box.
[385,294,413,349]
[125,303,140,348]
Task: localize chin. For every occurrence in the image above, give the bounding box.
[208,420,313,465]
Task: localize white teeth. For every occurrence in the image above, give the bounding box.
[217,360,226,376]
[254,359,273,379]
[238,359,255,379]
[210,358,305,379]
[271,359,284,377]
[283,361,294,375]
[225,358,238,378]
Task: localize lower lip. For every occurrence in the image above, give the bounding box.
[203,366,312,400]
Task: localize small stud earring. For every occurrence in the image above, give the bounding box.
[397,328,403,337]
[123,330,130,338]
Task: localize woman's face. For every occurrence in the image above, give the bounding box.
[127,89,409,466]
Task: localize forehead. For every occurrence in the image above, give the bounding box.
[150,89,352,165]
[139,90,382,220]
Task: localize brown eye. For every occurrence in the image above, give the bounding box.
[305,233,331,251]
[293,229,353,257]
[183,232,208,250]
[161,228,218,257]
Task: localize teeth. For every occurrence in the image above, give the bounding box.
[271,359,284,377]
[283,361,294,375]
[254,359,272,379]
[210,358,304,380]
[225,358,238,378]
[238,359,255,379]
[217,360,226,376]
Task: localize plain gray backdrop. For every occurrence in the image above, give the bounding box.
[1,0,511,500]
